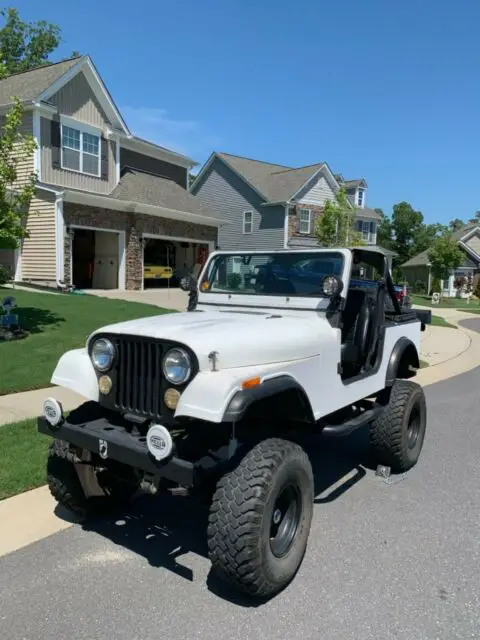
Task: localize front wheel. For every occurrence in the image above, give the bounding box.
[369,379,427,472]
[47,440,138,522]
[207,438,314,598]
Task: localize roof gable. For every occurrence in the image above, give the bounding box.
[39,56,129,134]
[191,152,342,204]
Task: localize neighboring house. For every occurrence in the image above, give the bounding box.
[401,223,480,295]
[0,56,221,290]
[190,152,394,265]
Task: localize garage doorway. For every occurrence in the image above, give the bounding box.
[72,228,122,289]
[142,235,212,289]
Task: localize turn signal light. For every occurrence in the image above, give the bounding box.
[242,376,261,389]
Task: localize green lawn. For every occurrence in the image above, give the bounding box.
[0,418,50,500]
[0,288,175,395]
[412,294,480,312]
[430,315,457,329]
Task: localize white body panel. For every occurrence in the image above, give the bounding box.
[51,348,100,402]
[50,308,421,423]
[49,247,422,424]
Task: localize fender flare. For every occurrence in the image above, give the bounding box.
[385,338,420,386]
[222,375,315,423]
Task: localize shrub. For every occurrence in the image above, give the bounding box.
[474,274,480,299]
[413,280,427,294]
[0,265,12,285]
[430,277,441,295]
[227,272,242,290]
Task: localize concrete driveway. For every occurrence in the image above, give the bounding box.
[88,287,189,312]
[0,323,479,639]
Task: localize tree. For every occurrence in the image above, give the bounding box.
[427,231,463,279]
[314,188,363,247]
[0,97,37,249]
[0,7,61,75]
[0,8,64,250]
[449,218,465,232]
[468,210,480,224]
[412,222,446,255]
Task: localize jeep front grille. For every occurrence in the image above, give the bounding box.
[114,337,164,418]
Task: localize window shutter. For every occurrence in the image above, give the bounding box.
[296,207,301,234]
[100,136,109,180]
[51,117,61,169]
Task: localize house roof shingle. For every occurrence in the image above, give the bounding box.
[0,57,82,106]
[217,152,327,203]
[110,167,218,218]
[355,206,382,220]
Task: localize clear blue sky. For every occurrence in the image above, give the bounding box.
[11,0,480,224]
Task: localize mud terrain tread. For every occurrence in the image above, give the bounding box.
[207,438,312,597]
[47,440,89,521]
[370,379,426,472]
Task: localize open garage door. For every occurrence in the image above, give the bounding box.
[143,236,210,289]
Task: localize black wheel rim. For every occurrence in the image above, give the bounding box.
[269,483,302,558]
[407,403,421,450]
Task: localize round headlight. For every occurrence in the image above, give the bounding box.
[162,348,192,385]
[91,338,115,372]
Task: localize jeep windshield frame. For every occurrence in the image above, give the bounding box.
[197,249,353,311]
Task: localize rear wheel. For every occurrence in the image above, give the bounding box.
[207,438,314,598]
[370,380,427,472]
[47,439,138,522]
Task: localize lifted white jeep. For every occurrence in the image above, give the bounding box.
[38,247,431,598]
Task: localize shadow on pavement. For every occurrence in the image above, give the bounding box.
[70,429,373,607]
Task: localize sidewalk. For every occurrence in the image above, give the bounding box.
[414,305,480,386]
[0,386,85,426]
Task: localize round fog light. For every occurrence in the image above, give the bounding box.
[164,388,181,410]
[43,397,64,427]
[98,375,112,395]
[146,424,173,461]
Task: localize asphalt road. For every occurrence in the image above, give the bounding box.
[1,321,479,640]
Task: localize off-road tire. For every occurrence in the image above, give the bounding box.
[370,379,427,472]
[207,438,314,598]
[47,439,137,523]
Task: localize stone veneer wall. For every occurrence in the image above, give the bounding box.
[288,204,324,240]
[63,203,217,290]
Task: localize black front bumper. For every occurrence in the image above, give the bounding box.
[37,411,195,487]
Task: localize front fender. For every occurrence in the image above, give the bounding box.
[51,348,99,402]
[174,368,314,424]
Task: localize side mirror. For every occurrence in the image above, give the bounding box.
[322,275,343,298]
[179,274,197,292]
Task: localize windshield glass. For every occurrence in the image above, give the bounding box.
[201,251,344,297]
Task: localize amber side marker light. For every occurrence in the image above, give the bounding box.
[242,376,261,390]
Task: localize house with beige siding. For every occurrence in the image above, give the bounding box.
[189,152,395,266]
[0,56,221,290]
[401,222,480,296]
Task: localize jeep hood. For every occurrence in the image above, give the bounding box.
[89,309,334,369]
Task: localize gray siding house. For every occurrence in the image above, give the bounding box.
[0,55,221,290]
[190,152,390,259]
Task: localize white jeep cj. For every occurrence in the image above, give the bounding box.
[38,247,430,598]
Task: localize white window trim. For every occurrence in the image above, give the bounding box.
[60,116,101,178]
[299,208,311,234]
[357,188,365,208]
[243,210,253,234]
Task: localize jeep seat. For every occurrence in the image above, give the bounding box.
[340,288,373,369]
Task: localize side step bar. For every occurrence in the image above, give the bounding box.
[321,405,383,438]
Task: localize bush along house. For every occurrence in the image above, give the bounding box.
[189,152,396,267]
[0,56,222,291]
